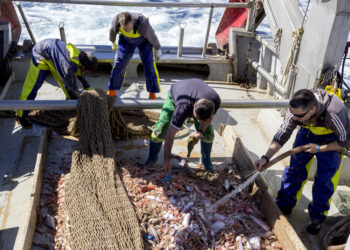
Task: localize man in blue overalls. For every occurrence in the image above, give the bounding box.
[16,38,98,128]
[108,12,161,99]
[255,89,350,235]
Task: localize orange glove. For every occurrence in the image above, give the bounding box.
[107,90,117,97]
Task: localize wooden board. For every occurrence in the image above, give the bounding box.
[220,124,306,250]
[18,128,51,250]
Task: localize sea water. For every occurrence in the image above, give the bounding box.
[15,0,350,84]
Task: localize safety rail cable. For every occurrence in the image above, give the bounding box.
[2,99,350,110]
[14,0,251,8]
[0,99,291,110]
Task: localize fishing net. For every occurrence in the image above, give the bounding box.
[28,105,159,139]
[65,89,144,249]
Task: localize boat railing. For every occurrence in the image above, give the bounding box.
[14,0,252,58]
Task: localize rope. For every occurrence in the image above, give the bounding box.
[279,0,310,95]
[273,28,282,83]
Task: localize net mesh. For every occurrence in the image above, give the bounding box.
[65,89,144,249]
[28,105,159,139]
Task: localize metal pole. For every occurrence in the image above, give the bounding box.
[177,24,185,58]
[58,22,66,42]
[250,60,286,96]
[245,0,255,32]
[202,6,214,58]
[0,99,293,111]
[15,2,36,44]
[16,0,250,8]
[3,98,350,110]
[229,28,238,79]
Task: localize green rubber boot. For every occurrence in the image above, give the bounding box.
[144,140,162,168]
[200,141,215,172]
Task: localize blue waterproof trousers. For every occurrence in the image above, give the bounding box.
[276,127,343,222]
[108,35,160,93]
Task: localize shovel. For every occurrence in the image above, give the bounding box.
[260,146,350,172]
[207,146,350,213]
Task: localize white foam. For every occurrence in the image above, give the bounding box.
[16,1,226,46]
[14,0,350,82]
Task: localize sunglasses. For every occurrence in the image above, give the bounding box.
[290,107,312,118]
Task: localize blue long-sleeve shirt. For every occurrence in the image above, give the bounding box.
[32,38,91,99]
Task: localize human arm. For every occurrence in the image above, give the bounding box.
[304,141,342,154]
[162,125,179,173]
[109,15,120,43]
[77,75,92,90]
[192,114,214,143]
[138,17,161,50]
[255,141,282,171]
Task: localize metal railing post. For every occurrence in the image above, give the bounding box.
[245,0,256,32]
[15,2,36,44]
[58,22,66,42]
[177,23,185,58]
[202,6,214,58]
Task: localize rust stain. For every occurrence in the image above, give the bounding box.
[1,191,13,230]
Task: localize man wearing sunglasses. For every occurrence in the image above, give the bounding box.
[255,89,350,235]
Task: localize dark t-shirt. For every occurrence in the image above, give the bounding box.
[170,78,221,129]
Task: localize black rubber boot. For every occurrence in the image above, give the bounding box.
[143,140,162,168]
[17,116,32,129]
[277,203,292,215]
[200,141,215,173]
[306,220,322,235]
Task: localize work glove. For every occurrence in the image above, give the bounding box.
[112,41,117,52]
[155,49,162,60]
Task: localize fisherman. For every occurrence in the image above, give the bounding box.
[255,89,350,235]
[108,12,161,99]
[16,38,98,128]
[143,78,221,173]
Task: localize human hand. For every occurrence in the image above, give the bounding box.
[191,132,202,144]
[255,158,267,171]
[162,158,171,173]
[112,42,117,52]
[155,49,162,60]
[304,143,320,154]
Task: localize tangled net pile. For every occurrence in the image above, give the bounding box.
[65,89,144,249]
[28,103,159,140]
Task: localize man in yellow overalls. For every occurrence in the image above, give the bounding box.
[108,12,161,99]
[16,38,98,128]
